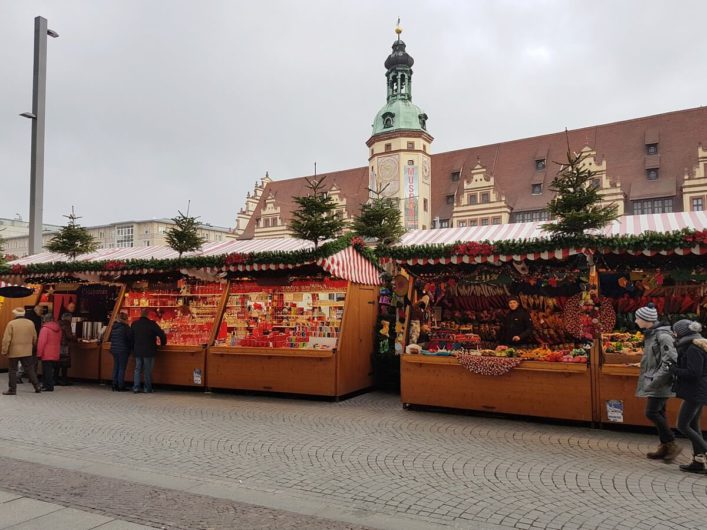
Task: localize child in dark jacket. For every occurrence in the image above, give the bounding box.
[669,320,707,473]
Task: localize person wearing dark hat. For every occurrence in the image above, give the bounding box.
[1,307,42,395]
[669,319,707,473]
[634,303,681,461]
[498,296,533,346]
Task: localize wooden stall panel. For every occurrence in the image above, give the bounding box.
[101,345,206,387]
[402,356,593,421]
[336,283,376,396]
[68,342,101,380]
[0,286,42,371]
[599,367,681,427]
[207,348,336,396]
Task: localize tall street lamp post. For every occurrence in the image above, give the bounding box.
[21,16,58,255]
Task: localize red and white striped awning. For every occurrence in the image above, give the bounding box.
[399,212,707,247]
[6,238,380,285]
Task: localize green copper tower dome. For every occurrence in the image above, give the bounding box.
[371,26,429,137]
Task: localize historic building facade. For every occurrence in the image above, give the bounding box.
[234,29,707,239]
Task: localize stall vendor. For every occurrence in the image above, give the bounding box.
[499,296,533,345]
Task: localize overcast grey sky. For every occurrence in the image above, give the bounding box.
[1,0,705,229]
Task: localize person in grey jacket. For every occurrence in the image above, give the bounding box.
[634,303,681,461]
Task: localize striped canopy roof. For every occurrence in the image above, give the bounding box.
[398,212,707,247]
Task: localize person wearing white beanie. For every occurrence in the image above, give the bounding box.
[669,320,707,473]
[634,303,681,461]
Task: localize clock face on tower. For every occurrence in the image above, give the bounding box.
[377,156,400,197]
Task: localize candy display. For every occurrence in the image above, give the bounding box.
[120,279,224,346]
[216,277,347,350]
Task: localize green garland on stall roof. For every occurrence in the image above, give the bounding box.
[0,234,381,277]
[383,229,706,261]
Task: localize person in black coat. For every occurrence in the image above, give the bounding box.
[669,319,707,473]
[109,312,133,391]
[131,310,167,394]
[498,296,533,346]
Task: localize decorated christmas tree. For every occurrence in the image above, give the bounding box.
[164,208,207,258]
[352,183,405,248]
[289,176,346,249]
[542,140,619,237]
[45,208,99,260]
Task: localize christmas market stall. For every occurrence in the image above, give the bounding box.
[387,223,604,422]
[203,236,381,398]
[595,212,707,427]
[0,281,42,371]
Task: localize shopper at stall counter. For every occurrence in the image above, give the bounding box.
[498,296,533,345]
[109,312,133,392]
[58,313,77,386]
[633,303,681,461]
[131,310,167,394]
[36,313,62,392]
[1,307,42,395]
[668,319,707,473]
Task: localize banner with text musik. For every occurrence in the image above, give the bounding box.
[405,165,419,229]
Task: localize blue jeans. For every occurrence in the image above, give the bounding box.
[133,356,155,392]
[111,351,129,389]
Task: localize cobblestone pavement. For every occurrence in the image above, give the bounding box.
[0,375,706,529]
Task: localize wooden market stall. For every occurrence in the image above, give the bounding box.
[0,281,42,371]
[203,240,381,397]
[390,212,707,424]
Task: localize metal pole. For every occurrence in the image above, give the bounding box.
[28,16,48,255]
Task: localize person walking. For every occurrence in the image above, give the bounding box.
[1,307,41,395]
[58,313,77,386]
[669,319,707,473]
[36,314,62,392]
[131,310,166,393]
[17,305,44,385]
[109,313,133,391]
[634,303,682,460]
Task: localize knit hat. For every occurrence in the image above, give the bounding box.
[673,319,703,339]
[635,303,658,323]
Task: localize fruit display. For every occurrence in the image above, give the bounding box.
[602,332,643,355]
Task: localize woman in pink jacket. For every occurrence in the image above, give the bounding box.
[36,314,62,391]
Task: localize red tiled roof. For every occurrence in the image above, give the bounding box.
[239,106,707,235]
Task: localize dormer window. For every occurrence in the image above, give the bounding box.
[451,171,460,182]
[446,194,455,205]
[468,193,478,205]
[382,111,395,129]
[480,192,490,204]
[646,143,658,155]
[535,159,546,171]
[531,183,542,195]
[647,168,659,180]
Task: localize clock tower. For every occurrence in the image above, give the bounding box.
[367,24,433,230]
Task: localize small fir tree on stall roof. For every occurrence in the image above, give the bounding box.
[164,208,207,258]
[45,207,100,260]
[542,136,619,237]
[352,183,405,248]
[289,175,346,249]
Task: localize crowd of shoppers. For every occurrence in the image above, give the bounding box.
[2,306,166,396]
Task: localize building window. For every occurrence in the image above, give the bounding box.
[145,240,150,246]
[422,144,427,153]
[457,220,467,228]
[439,219,450,228]
[469,219,478,227]
[370,148,374,156]
[646,143,658,155]
[692,197,705,211]
[590,178,600,189]
[407,141,415,150]
[480,192,490,204]
[531,184,542,195]
[510,210,550,223]
[468,193,478,205]
[423,198,428,212]
[480,218,489,226]
[384,143,392,152]
[632,197,673,215]
[408,160,414,166]
[451,171,460,182]
[492,217,502,225]
[115,225,134,248]
[647,168,659,180]
[446,194,454,205]
[535,159,546,171]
